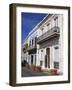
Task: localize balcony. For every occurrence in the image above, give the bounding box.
[23,48,27,53]
[37,26,60,44]
[23,44,28,53]
[27,45,37,51]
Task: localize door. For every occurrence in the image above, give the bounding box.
[45,48,50,68]
[31,55,33,64]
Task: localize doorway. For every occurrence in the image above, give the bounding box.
[31,55,33,64]
[45,48,50,68]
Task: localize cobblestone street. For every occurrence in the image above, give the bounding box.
[21,67,50,77]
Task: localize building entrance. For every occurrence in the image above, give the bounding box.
[45,48,50,68]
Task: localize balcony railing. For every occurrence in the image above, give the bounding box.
[23,49,27,53]
[27,45,37,51]
[37,26,60,44]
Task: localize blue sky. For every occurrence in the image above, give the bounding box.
[21,12,47,44]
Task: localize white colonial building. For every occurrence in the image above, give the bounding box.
[22,14,63,74]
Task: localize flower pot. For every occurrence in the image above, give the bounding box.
[36,66,41,72]
[51,69,57,75]
[31,65,36,71]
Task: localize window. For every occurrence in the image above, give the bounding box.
[54,17,58,27]
[47,23,50,30]
[32,39,33,46]
[35,37,37,45]
[41,27,44,35]
[54,46,59,69]
[33,37,36,46]
[40,61,43,66]
[41,50,43,52]
[29,41,31,46]
[55,47,59,49]
[54,61,59,69]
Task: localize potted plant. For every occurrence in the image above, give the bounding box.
[51,69,57,75]
[30,64,36,71]
[36,66,41,72]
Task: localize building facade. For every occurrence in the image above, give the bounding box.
[22,14,63,74]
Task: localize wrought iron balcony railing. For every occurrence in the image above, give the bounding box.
[37,26,60,44]
[27,45,37,51]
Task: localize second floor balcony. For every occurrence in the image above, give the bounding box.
[23,43,28,53]
[37,26,60,44]
[27,44,37,51]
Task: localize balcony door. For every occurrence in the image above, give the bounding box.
[45,48,50,68]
